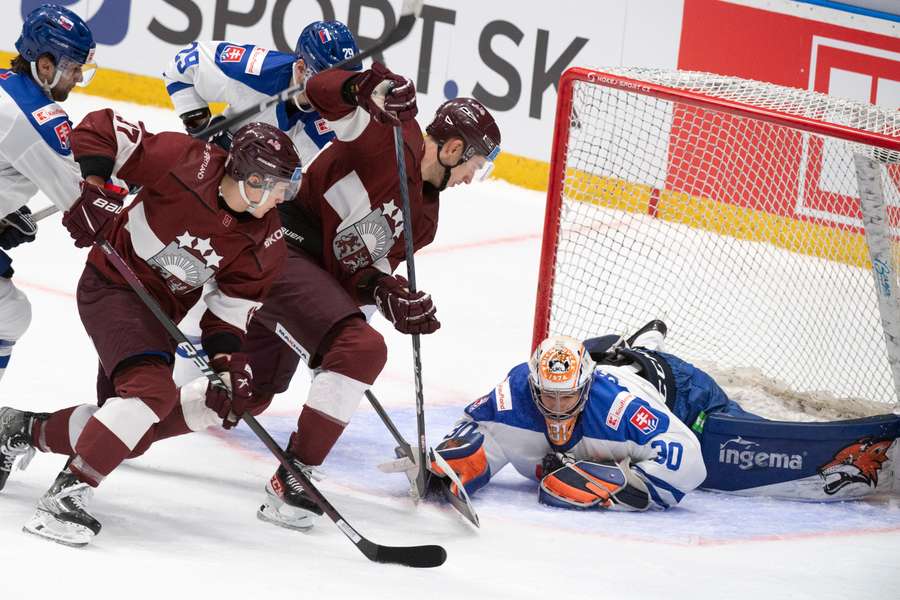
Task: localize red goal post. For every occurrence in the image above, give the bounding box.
[533,66,900,408]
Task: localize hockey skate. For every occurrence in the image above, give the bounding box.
[23,469,101,547]
[256,455,324,531]
[0,407,44,491]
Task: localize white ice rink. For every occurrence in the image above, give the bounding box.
[0,94,898,600]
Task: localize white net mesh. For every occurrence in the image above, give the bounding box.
[542,67,900,407]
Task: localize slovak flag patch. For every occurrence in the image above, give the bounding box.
[219,45,246,63]
[54,121,71,150]
[318,29,332,43]
[629,406,659,435]
[58,15,74,30]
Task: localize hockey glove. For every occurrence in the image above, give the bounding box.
[205,353,254,429]
[539,457,651,512]
[349,62,417,126]
[62,182,127,248]
[0,206,37,250]
[373,274,440,335]
[430,430,491,496]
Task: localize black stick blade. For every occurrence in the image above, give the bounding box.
[370,543,447,568]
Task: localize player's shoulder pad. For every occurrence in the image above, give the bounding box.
[0,70,72,156]
[464,363,545,433]
[213,43,295,95]
[578,369,668,443]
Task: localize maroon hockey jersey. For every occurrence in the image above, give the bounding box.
[299,68,439,302]
[71,109,287,349]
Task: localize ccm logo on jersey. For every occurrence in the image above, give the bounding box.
[54,121,72,150]
[32,104,66,125]
[629,406,659,434]
[245,47,269,76]
[315,119,330,135]
[219,45,246,63]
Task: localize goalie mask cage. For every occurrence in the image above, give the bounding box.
[534,67,900,408]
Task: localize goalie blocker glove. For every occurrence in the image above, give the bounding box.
[430,427,490,496]
[539,454,651,512]
[372,273,440,335]
[61,181,127,248]
[0,207,37,250]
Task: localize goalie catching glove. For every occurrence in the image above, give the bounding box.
[539,453,650,511]
[204,353,254,429]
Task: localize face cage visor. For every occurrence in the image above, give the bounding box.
[467,144,501,182]
[238,166,302,214]
[528,375,592,422]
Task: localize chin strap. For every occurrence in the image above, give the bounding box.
[435,143,463,192]
[291,69,314,111]
[238,180,268,214]
[30,61,61,97]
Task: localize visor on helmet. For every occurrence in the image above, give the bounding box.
[239,166,302,214]
[57,52,97,87]
[471,145,501,182]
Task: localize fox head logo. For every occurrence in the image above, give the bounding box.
[818,437,894,495]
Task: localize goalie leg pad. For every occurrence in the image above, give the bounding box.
[431,431,490,496]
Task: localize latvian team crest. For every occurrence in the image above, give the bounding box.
[148,231,222,294]
[333,203,402,273]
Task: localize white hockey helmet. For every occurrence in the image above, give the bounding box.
[528,335,596,421]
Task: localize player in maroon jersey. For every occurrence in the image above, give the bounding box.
[242,63,501,530]
[0,112,300,547]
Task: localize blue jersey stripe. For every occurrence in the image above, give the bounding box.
[166,81,194,96]
[635,464,685,504]
[0,354,10,368]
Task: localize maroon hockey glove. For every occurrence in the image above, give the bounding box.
[62,181,127,248]
[351,62,418,126]
[373,274,440,335]
[205,353,254,429]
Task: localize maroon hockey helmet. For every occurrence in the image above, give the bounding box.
[226,122,302,213]
[426,98,501,164]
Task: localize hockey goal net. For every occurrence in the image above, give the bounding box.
[534,67,900,411]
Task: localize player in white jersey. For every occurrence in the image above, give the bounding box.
[0,4,96,391]
[413,328,708,512]
[163,20,360,163]
[402,321,900,510]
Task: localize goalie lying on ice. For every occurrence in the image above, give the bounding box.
[428,328,708,511]
[403,322,900,511]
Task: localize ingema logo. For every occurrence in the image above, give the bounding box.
[719,436,803,471]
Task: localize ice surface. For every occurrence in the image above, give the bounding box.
[0,95,897,600]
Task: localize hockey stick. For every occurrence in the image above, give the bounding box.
[366,389,414,460]
[193,0,424,141]
[392,124,429,501]
[31,205,59,222]
[96,238,446,568]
